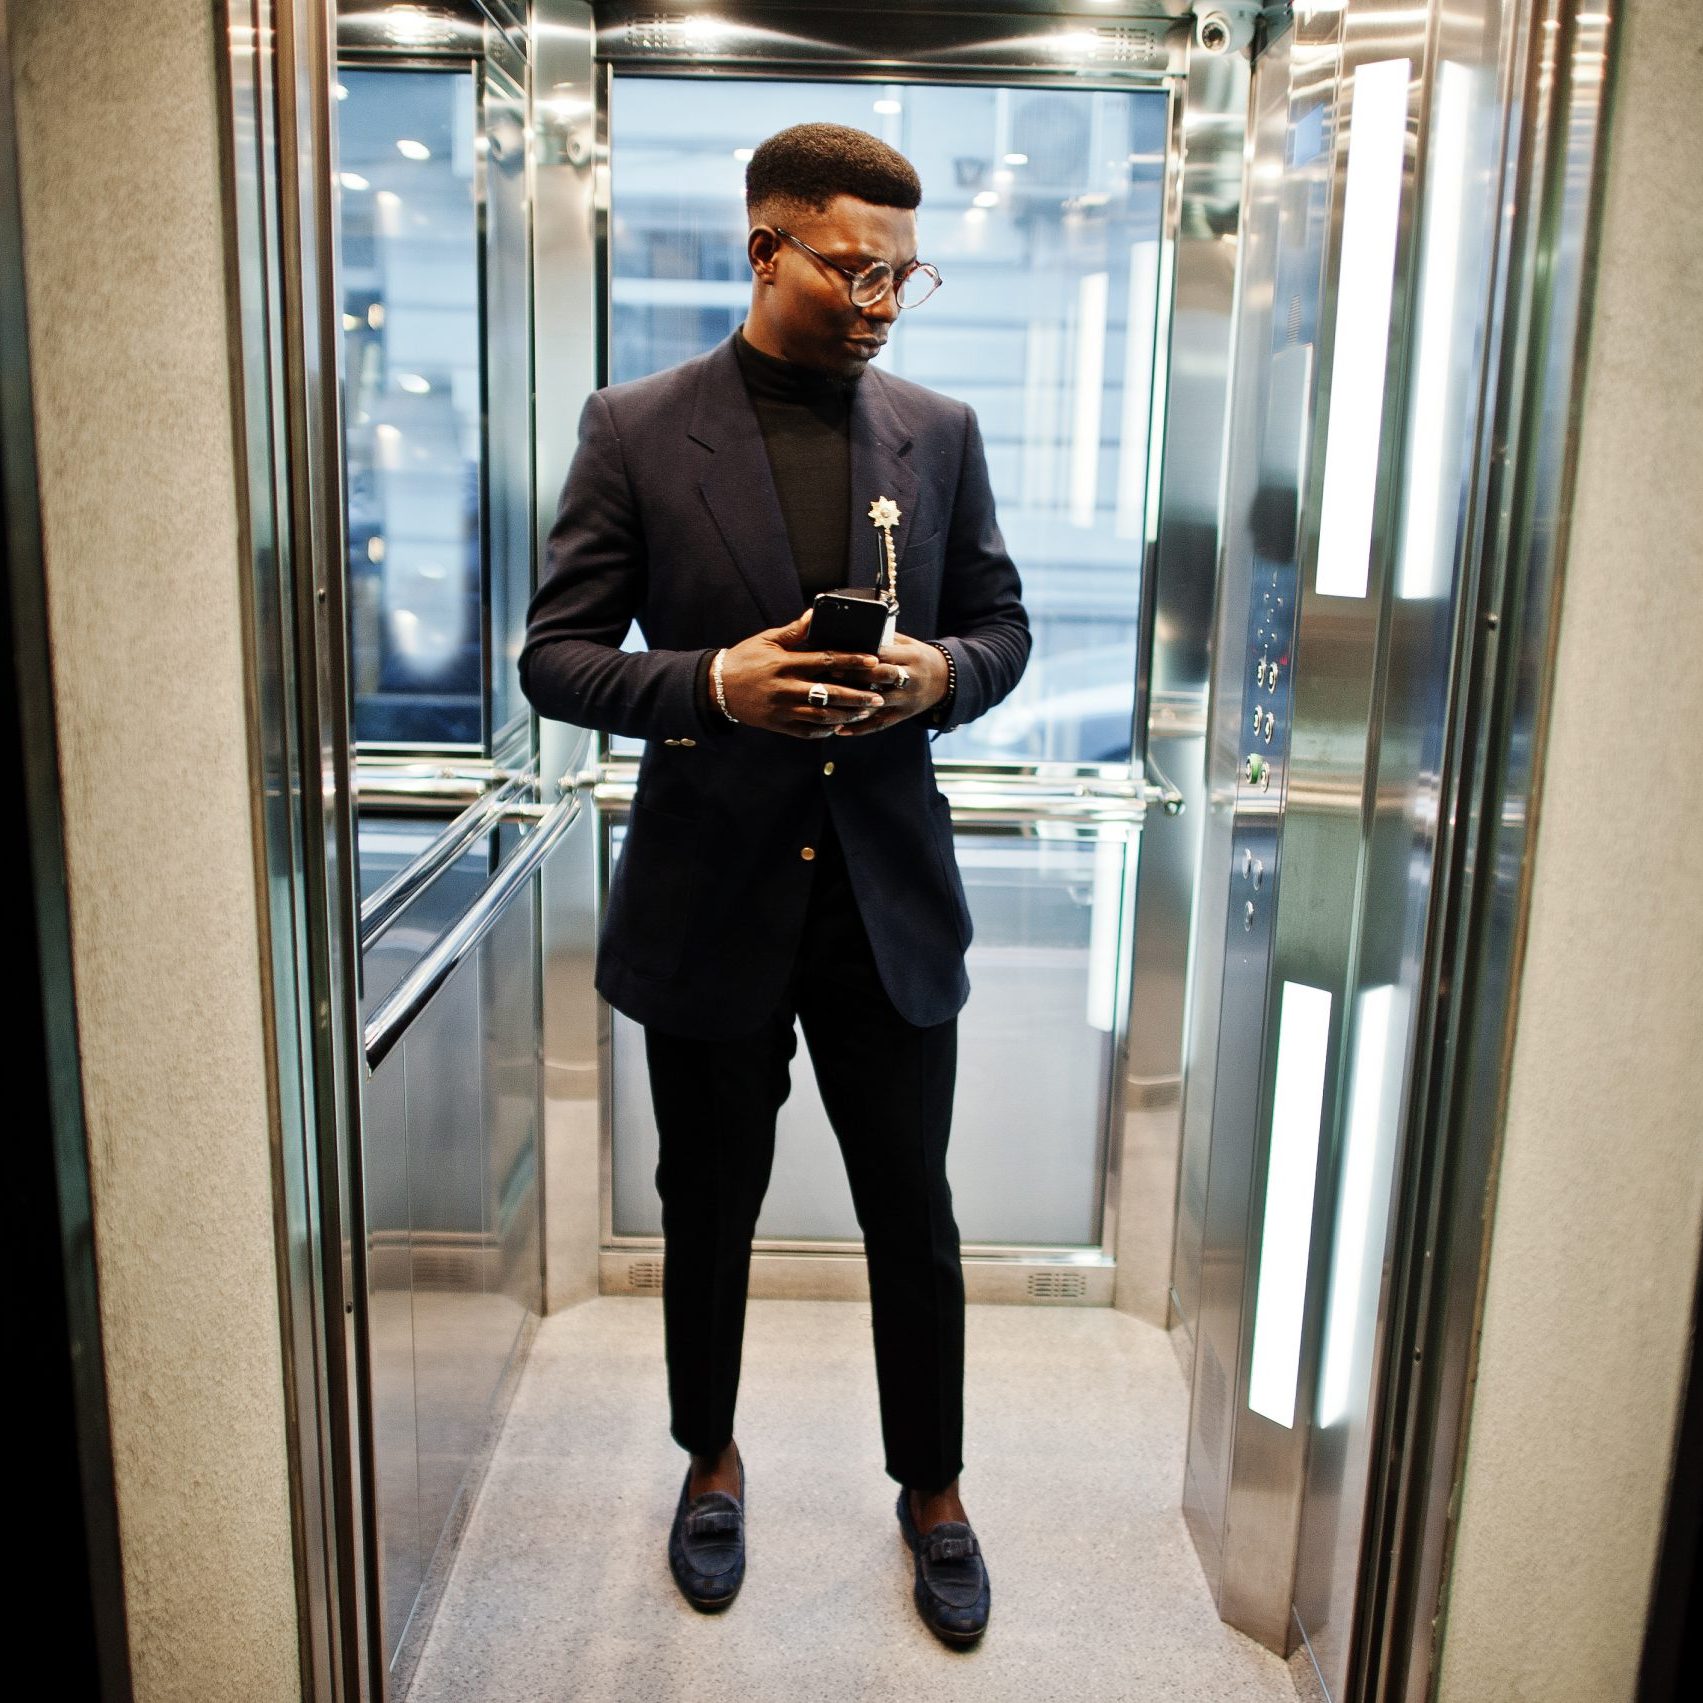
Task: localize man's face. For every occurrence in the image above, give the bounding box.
[750,194,918,378]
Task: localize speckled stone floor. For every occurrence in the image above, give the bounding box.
[403,1297,1297,1702]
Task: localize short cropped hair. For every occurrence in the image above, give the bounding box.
[745,123,922,226]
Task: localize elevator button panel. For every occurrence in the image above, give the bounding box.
[1231,490,1303,941]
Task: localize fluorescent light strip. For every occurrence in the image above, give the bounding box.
[1115,242,1160,540]
[1398,61,1473,600]
[1315,58,1412,599]
[1069,271,1109,528]
[1248,981,1334,1429]
[1086,834,1133,1034]
[1317,984,1408,1427]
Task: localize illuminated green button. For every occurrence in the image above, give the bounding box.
[1246,753,1267,786]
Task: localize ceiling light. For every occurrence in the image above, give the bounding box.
[733,146,754,161]
[396,139,430,161]
[396,373,430,394]
[873,98,901,115]
[1002,152,1029,165]
[339,171,370,191]
[384,4,454,46]
[972,190,998,208]
[680,14,727,46]
[1051,29,1099,57]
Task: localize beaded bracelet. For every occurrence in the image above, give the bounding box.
[711,647,739,723]
[926,640,957,729]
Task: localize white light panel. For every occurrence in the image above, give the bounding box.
[1315,58,1412,599]
[1398,62,1473,600]
[1069,271,1109,528]
[1318,984,1409,1427]
[1248,980,1334,1428]
[1116,241,1160,541]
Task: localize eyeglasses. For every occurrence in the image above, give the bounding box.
[772,227,943,311]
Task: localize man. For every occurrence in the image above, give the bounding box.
[519,122,1029,1645]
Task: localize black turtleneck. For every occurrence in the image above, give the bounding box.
[732,323,857,598]
[694,326,861,732]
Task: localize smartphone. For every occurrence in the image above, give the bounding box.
[810,589,895,656]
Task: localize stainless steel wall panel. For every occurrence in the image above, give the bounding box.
[1116,49,1247,1328]
[1290,6,1515,1693]
[1175,0,1606,1683]
[359,1049,421,1665]
[1180,12,1329,1601]
[404,956,489,1566]
[1359,5,1624,1696]
[1218,0,1435,1652]
[484,61,537,748]
[533,1,602,1313]
[1170,36,1293,1361]
[479,848,542,1335]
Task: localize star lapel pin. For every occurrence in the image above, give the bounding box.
[868,495,902,604]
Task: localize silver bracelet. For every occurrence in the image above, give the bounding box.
[711,647,739,723]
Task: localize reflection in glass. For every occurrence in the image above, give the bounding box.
[609,78,1168,764]
[338,68,483,745]
[609,827,1125,1248]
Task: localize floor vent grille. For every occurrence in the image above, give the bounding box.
[413,1243,482,1291]
[627,1258,666,1292]
[1199,1340,1228,1458]
[1026,1270,1089,1301]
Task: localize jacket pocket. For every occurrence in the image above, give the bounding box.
[929,792,974,951]
[608,800,700,979]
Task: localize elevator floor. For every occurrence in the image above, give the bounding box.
[404,1296,1295,1701]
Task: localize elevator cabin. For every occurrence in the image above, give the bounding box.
[276,0,1589,1697]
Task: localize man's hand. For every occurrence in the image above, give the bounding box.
[717,608,889,738]
[822,630,949,737]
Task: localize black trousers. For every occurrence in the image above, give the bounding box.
[643,813,965,1494]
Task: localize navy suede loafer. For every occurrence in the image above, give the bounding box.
[895,1489,990,1645]
[667,1456,746,1612]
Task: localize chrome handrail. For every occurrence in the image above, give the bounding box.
[359,768,534,949]
[1140,751,1186,817]
[589,758,1153,829]
[357,756,517,785]
[363,788,584,1072]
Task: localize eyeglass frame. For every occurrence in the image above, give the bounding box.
[770,226,943,310]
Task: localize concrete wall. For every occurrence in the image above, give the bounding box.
[10,1,302,1697]
[1436,1,1703,1697]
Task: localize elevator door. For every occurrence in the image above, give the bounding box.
[599,75,1170,1257]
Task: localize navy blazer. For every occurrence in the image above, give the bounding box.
[520,332,1031,1039]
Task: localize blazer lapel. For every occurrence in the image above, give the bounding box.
[691,337,801,629]
[846,368,921,599]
